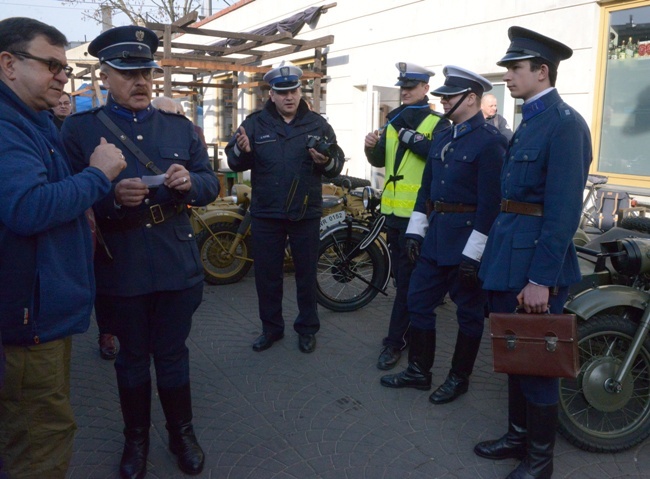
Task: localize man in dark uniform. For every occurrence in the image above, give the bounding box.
[474,27,591,479]
[62,26,219,478]
[226,63,344,354]
[380,66,507,405]
[364,62,447,370]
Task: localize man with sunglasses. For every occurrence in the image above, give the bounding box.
[62,25,219,478]
[381,66,507,406]
[365,62,447,371]
[226,62,344,354]
[0,17,126,478]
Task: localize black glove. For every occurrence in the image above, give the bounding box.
[458,256,480,288]
[406,237,421,264]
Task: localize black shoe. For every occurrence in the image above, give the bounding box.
[120,427,149,479]
[298,333,316,353]
[474,429,527,460]
[377,346,401,370]
[168,423,205,475]
[429,371,469,404]
[99,333,118,360]
[380,363,432,390]
[252,332,284,352]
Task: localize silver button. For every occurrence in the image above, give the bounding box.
[441,180,445,184]
[145,223,152,228]
[134,118,138,123]
[174,153,179,158]
[188,234,193,238]
[144,198,150,205]
[137,135,143,141]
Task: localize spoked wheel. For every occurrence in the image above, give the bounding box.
[316,229,388,312]
[196,222,252,285]
[558,314,650,452]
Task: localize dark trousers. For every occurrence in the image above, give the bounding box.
[251,216,321,335]
[407,257,486,339]
[383,225,415,349]
[487,287,569,404]
[95,282,203,389]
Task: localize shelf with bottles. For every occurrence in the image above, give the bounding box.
[608,36,650,60]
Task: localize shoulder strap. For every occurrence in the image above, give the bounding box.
[96,110,164,175]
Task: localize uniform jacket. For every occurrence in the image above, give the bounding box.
[0,80,111,345]
[226,99,344,220]
[366,99,447,227]
[480,89,592,291]
[409,110,507,266]
[486,113,514,141]
[62,95,220,297]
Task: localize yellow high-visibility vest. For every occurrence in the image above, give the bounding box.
[382,114,440,217]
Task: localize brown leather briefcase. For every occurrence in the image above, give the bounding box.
[489,312,580,378]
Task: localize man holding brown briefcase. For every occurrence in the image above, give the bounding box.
[475,27,592,479]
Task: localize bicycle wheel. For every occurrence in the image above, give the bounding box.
[558,314,650,452]
[316,229,388,312]
[196,222,252,285]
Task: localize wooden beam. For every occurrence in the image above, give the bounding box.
[163,25,172,96]
[159,58,269,73]
[234,35,334,64]
[152,80,235,89]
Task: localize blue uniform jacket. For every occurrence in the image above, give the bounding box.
[479,89,592,291]
[411,111,506,265]
[62,95,220,297]
[226,99,344,220]
[0,81,111,345]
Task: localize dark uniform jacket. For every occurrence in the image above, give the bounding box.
[411,111,507,265]
[62,95,220,297]
[480,89,592,291]
[226,99,344,220]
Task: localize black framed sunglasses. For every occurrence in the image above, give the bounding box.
[11,51,73,77]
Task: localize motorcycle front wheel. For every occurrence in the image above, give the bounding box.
[316,229,388,312]
[196,222,252,285]
[558,314,650,452]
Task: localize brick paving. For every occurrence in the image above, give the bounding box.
[66,273,650,478]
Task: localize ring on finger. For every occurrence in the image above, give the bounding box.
[182,177,187,183]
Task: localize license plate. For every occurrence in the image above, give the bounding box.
[320,210,345,230]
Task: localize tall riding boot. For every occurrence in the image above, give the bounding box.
[429,331,482,404]
[506,402,557,479]
[118,382,151,479]
[380,327,435,390]
[158,383,205,475]
[474,377,527,460]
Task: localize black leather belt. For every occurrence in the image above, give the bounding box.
[432,201,477,213]
[500,199,544,217]
[99,203,184,232]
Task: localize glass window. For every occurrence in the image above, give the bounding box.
[599,4,650,176]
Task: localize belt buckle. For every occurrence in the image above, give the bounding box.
[433,201,442,212]
[150,204,165,224]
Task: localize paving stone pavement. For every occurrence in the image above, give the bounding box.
[67,273,650,479]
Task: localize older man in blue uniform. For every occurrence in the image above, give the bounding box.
[380,66,507,404]
[63,26,219,478]
[226,63,344,354]
[474,27,592,479]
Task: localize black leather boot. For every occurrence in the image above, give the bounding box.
[158,384,205,475]
[118,382,151,479]
[506,402,557,479]
[380,328,435,390]
[474,378,527,460]
[429,331,481,404]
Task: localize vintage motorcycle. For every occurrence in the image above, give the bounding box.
[190,179,392,312]
[560,222,650,453]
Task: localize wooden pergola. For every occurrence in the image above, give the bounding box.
[68,4,337,125]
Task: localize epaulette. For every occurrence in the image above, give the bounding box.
[245,110,262,120]
[482,123,501,135]
[157,109,191,121]
[69,106,102,117]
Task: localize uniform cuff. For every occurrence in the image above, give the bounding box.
[406,211,428,238]
[461,229,487,262]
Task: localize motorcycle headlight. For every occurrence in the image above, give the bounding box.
[602,238,650,276]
